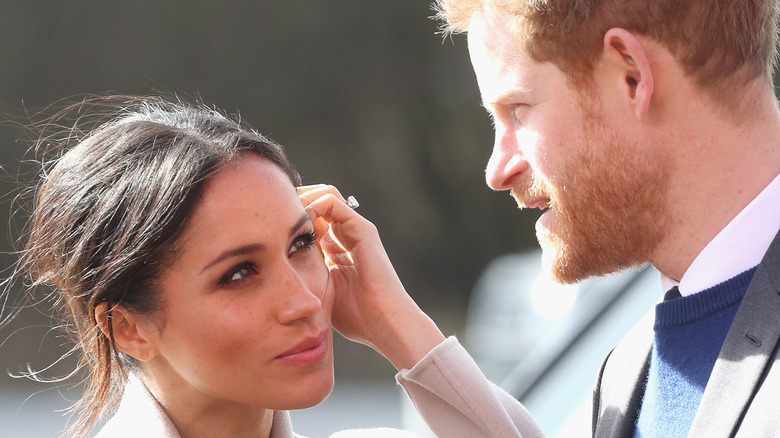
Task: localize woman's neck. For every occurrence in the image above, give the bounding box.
[141,373,275,438]
[170,405,274,438]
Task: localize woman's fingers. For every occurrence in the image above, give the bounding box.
[299,185,360,271]
[297,184,347,207]
[308,200,358,256]
[299,186,371,254]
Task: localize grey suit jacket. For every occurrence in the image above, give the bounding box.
[592,229,780,438]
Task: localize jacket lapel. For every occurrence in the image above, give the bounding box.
[593,309,654,438]
[687,230,780,437]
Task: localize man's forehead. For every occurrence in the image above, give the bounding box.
[466,5,517,55]
[467,9,532,106]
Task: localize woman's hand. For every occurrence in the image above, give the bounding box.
[298,185,445,370]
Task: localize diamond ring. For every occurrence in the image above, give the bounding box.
[345,195,359,209]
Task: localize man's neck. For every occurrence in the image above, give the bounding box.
[650,85,780,281]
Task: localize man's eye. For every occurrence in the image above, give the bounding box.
[513,104,528,120]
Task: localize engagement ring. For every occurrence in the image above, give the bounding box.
[345,195,359,209]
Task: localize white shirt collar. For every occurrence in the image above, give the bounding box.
[660,173,780,297]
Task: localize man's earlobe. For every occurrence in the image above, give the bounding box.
[603,28,654,120]
[94,302,158,361]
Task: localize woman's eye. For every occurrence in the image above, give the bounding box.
[289,231,317,255]
[218,262,257,286]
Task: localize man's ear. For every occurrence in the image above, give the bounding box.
[602,28,654,120]
[95,302,159,361]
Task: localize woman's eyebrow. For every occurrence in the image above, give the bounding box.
[200,213,312,273]
[201,243,265,273]
[289,213,313,236]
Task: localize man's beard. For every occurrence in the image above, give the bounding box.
[513,117,669,283]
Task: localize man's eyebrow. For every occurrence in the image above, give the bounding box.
[485,86,531,107]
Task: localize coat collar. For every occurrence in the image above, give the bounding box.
[592,308,653,438]
[95,375,301,438]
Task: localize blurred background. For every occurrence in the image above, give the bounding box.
[1,2,778,438]
[0,1,538,436]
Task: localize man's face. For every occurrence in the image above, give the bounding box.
[468,7,668,283]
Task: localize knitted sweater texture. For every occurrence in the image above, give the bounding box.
[633,267,757,437]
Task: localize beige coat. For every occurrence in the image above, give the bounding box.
[95,373,417,438]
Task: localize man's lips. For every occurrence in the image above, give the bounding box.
[519,197,552,210]
[509,186,552,210]
[276,330,329,366]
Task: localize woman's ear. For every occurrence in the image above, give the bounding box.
[95,302,159,361]
[602,28,654,120]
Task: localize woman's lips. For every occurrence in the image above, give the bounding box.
[276,330,329,366]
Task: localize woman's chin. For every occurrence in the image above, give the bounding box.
[273,370,335,411]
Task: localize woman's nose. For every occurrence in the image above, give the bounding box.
[276,267,323,325]
[485,128,529,190]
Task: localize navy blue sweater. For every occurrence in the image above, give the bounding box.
[633,267,757,437]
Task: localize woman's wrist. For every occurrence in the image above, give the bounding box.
[369,308,446,371]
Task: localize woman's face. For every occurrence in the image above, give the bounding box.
[140,153,333,411]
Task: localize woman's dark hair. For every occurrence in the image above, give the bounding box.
[12,95,301,437]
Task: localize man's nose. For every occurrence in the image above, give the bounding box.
[485,128,528,190]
